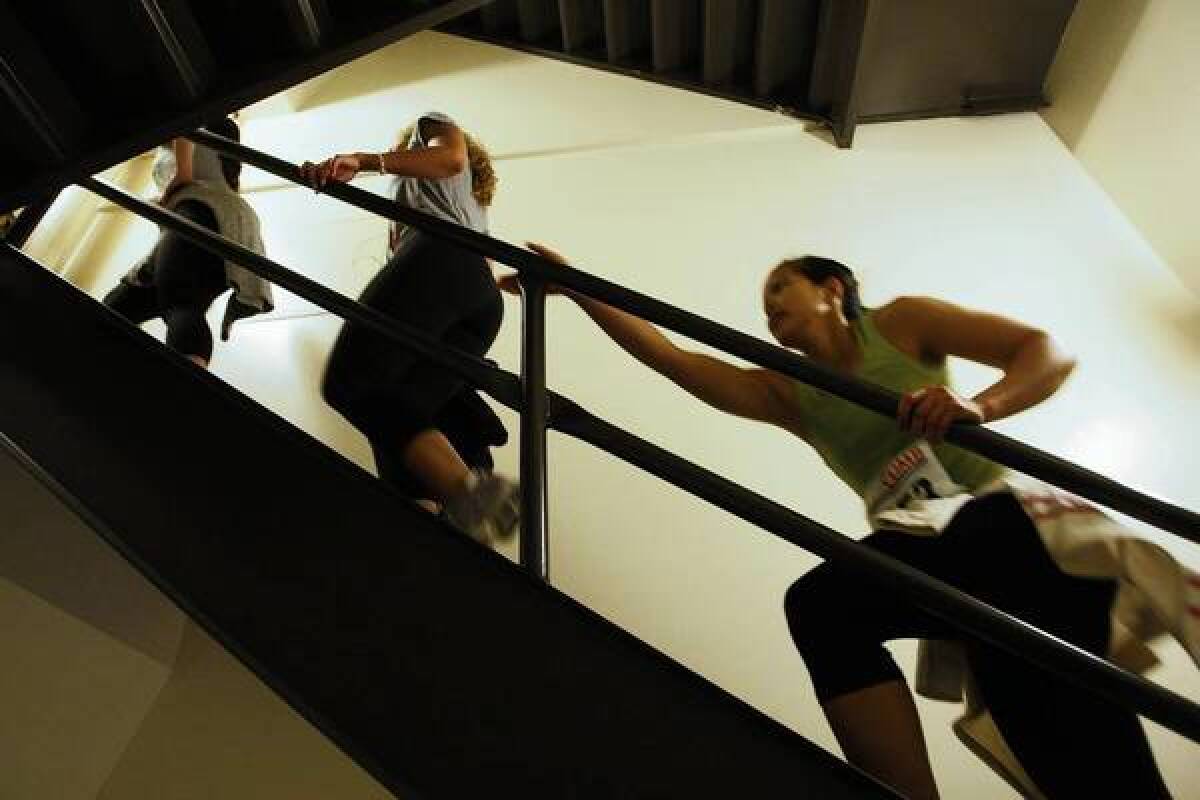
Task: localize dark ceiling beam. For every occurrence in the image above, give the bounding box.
[702,0,756,88]
[1,0,490,214]
[276,0,331,53]
[808,0,869,148]
[604,0,651,65]
[133,0,215,106]
[517,0,560,42]
[0,5,86,169]
[651,0,700,74]
[482,0,520,34]
[753,0,820,99]
[558,0,605,53]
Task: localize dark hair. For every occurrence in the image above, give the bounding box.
[204,116,241,191]
[780,256,863,321]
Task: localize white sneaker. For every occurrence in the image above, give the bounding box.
[443,470,521,545]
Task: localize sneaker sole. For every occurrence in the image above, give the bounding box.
[488,488,520,541]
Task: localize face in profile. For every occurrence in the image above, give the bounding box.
[762,264,838,350]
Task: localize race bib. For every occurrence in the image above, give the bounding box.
[864,441,970,531]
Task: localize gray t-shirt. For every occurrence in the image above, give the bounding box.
[137,135,273,313]
[151,139,228,191]
[391,111,487,237]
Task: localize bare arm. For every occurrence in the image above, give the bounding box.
[158,138,195,201]
[172,138,195,183]
[369,119,467,179]
[884,297,1076,438]
[515,244,804,433]
[303,119,469,187]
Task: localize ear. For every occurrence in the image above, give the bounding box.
[820,275,845,304]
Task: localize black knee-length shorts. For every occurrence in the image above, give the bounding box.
[321,231,503,451]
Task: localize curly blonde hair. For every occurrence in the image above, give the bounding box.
[396,121,497,208]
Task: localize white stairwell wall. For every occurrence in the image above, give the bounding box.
[16,30,1200,799]
[1042,0,1200,296]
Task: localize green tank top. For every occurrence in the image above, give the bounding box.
[793,310,1003,499]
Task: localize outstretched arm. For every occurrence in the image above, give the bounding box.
[507,244,805,434]
[301,119,468,187]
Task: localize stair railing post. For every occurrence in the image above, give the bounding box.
[518,275,550,580]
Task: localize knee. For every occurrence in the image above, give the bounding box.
[103,281,143,315]
[783,570,842,658]
[319,365,340,406]
[319,340,357,407]
[101,284,122,309]
[785,572,904,704]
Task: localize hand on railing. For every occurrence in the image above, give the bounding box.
[179,130,1200,545]
[496,242,569,296]
[299,154,361,189]
[898,386,985,443]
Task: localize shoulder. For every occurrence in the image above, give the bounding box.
[870,297,947,366]
[874,295,948,322]
[868,296,960,331]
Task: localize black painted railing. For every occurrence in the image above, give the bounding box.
[71,130,1200,745]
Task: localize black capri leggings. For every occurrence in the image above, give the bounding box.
[103,200,226,361]
[370,386,508,499]
[784,492,1170,798]
[322,231,503,460]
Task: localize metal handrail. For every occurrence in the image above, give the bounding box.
[77,141,1200,743]
[190,129,1200,547]
[5,192,59,249]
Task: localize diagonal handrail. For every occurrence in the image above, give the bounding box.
[77,178,520,411]
[190,129,1200,547]
[78,174,1200,744]
[552,404,1200,742]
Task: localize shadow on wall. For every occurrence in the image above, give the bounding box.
[1161,293,1200,360]
[1043,0,1151,148]
[0,447,185,667]
[1108,266,1200,375]
[290,32,528,115]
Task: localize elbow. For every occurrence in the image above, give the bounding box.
[1054,355,1078,396]
[1029,330,1076,388]
[1058,350,1078,384]
[1046,332,1077,384]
